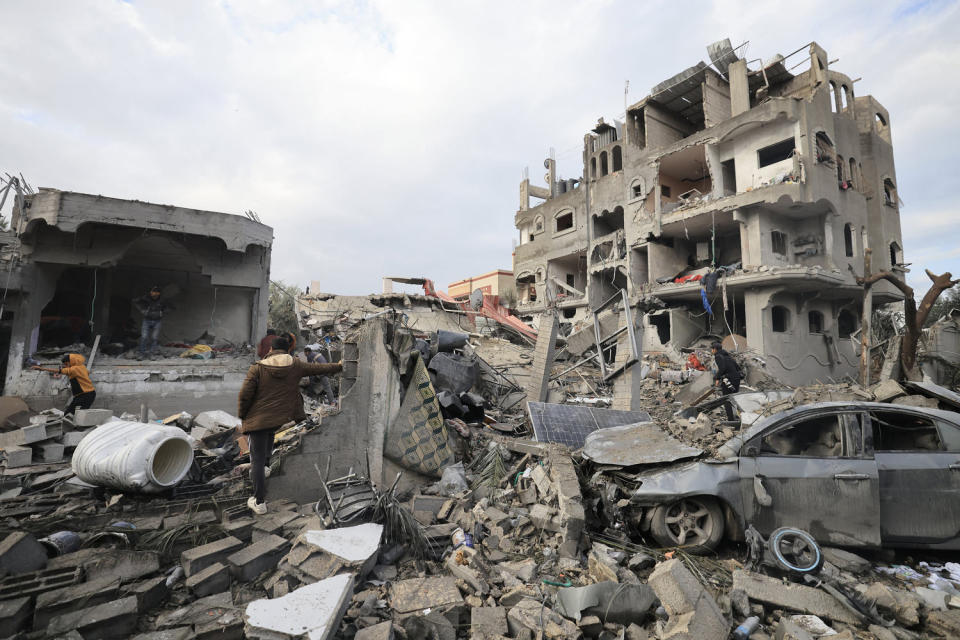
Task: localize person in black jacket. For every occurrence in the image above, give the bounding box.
[134,286,174,360]
[711,341,741,421]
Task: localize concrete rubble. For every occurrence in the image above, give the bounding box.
[0,34,958,640]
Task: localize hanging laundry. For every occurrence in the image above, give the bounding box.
[703,270,719,294]
[700,288,713,315]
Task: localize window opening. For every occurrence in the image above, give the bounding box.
[838,309,857,338]
[883,179,897,206]
[872,411,942,451]
[889,242,901,268]
[721,159,737,195]
[600,151,608,176]
[612,146,622,172]
[814,132,836,165]
[808,310,824,334]
[660,185,671,198]
[844,224,854,257]
[759,414,843,457]
[555,212,574,232]
[772,305,789,333]
[771,230,787,256]
[758,138,795,168]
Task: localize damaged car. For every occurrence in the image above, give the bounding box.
[607,401,960,554]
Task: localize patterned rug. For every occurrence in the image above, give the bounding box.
[383,353,455,477]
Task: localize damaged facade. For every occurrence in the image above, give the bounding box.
[0,188,272,411]
[513,39,904,385]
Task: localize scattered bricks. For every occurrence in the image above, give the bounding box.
[124,575,169,613]
[927,609,960,638]
[733,569,858,624]
[529,503,561,532]
[507,597,581,639]
[355,620,393,640]
[0,531,48,576]
[34,576,120,629]
[181,535,243,577]
[0,565,81,601]
[186,562,231,597]
[2,444,32,467]
[649,559,727,640]
[36,441,65,462]
[85,549,160,583]
[391,576,464,614]
[227,533,290,582]
[412,494,449,516]
[0,596,31,637]
[46,595,139,640]
[472,606,508,638]
[73,408,114,427]
[223,517,255,542]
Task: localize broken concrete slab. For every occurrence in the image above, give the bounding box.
[131,629,192,640]
[1,444,32,467]
[775,619,815,640]
[821,547,871,574]
[355,620,394,640]
[155,591,234,629]
[84,549,160,583]
[926,609,960,638]
[0,531,47,576]
[507,597,581,639]
[0,596,32,637]
[244,573,354,640]
[391,576,464,613]
[124,575,168,614]
[555,580,657,626]
[46,595,139,639]
[870,379,906,403]
[471,606,508,638]
[732,569,858,623]
[301,522,383,576]
[581,421,702,466]
[34,576,120,629]
[649,559,727,640]
[862,582,921,626]
[186,561,231,598]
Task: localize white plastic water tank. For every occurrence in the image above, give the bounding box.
[71,420,195,493]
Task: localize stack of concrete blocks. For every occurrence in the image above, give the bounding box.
[611,311,646,412]
[549,451,585,559]
[0,408,112,467]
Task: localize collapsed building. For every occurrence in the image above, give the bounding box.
[0,188,272,413]
[513,38,904,386]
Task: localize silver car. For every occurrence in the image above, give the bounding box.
[625,401,960,554]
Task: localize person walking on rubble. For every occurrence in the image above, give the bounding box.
[303,346,337,405]
[32,353,96,416]
[711,341,741,422]
[237,334,342,515]
[134,286,174,360]
[257,328,276,359]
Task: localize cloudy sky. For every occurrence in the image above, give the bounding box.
[1,0,958,295]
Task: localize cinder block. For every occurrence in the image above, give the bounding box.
[0,596,32,637]
[186,562,231,598]
[227,534,290,582]
[36,442,66,462]
[123,575,169,613]
[60,430,89,448]
[181,536,243,577]
[0,531,48,576]
[34,577,119,629]
[2,444,32,467]
[46,595,139,639]
[73,409,114,427]
[222,518,254,542]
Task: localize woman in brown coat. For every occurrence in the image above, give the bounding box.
[238,334,342,514]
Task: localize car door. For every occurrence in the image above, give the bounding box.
[871,408,960,544]
[738,409,881,547]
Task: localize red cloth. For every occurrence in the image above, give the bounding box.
[674,274,703,284]
[257,335,274,359]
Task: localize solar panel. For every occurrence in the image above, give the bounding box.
[526,402,653,449]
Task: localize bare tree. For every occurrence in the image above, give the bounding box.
[856,248,959,381]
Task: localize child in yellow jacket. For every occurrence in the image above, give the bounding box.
[33,353,96,415]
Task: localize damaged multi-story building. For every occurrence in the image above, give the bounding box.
[512,38,903,385]
[0,188,272,411]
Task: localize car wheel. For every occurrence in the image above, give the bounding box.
[650,496,725,554]
[767,527,823,573]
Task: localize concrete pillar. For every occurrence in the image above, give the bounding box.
[525,311,559,403]
[611,311,646,412]
[823,213,836,269]
[728,59,750,117]
[91,268,112,340]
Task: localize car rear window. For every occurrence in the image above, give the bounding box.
[936,420,960,452]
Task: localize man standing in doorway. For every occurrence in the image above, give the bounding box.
[238,334,342,514]
[303,346,336,405]
[711,341,741,422]
[134,286,173,360]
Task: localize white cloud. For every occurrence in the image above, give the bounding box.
[1,0,958,293]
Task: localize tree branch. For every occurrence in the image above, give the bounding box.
[916,270,960,329]
[857,270,914,298]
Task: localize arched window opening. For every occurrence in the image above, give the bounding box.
[772,306,790,333]
[875,112,887,128]
[829,82,839,113]
[534,215,544,233]
[883,178,897,206]
[808,310,824,334]
[600,151,609,176]
[591,157,597,179]
[844,224,855,257]
[555,211,574,233]
[815,131,835,164]
[848,158,858,190]
[612,146,622,172]
[840,85,849,110]
[630,178,646,199]
[837,155,845,183]
[890,241,902,268]
[838,309,857,338]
